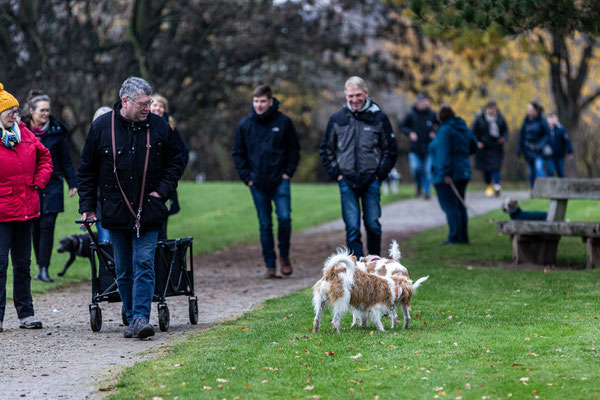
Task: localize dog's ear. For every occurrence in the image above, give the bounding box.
[508,199,518,210]
[350,255,358,263]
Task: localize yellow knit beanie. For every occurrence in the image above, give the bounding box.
[0,83,20,114]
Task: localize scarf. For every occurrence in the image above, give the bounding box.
[30,121,50,137]
[0,122,21,148]
[485,113,500,138]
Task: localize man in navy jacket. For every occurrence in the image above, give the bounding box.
[232,85,300,278]
[544,112,574,177]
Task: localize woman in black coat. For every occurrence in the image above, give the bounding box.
[23,93,78,283]
[472,101,508,197]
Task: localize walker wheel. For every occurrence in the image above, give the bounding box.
[189,297,199,325]
[158,303,170,332]
[90,305,102,332]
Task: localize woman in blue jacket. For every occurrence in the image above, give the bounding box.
[429,105,478,245]
[517,102,550,188]
[23,93,78,283]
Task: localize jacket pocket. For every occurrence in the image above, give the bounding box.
[140,195,169,229]
[100,192,130,228]
[0,186,12,197]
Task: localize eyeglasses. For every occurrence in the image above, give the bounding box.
[8,108,21,117]
[128,97,154,109]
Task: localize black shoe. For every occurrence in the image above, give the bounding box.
[34,267,53,283]
[132,318,155,339]
[124,324,135,338]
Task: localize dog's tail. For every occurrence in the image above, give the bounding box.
[412,276,429,293]
[323,247,356,273]
[388,239,402,262]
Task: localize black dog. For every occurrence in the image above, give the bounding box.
[501,199,548,221]
[56,233,95,276]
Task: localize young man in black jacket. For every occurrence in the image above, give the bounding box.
[319,76,398,257]
[78,77,184,339]
[232,85,300,278]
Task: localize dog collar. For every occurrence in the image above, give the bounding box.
[371,257,381,262]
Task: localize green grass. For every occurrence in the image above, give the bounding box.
[6,181,412,299]
[109,199,600,399]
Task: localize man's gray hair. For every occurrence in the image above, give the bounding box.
[119,76,152,101]
[344,76,368,92]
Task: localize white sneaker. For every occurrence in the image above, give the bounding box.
[493,184,502,197]
[19,316,43,329]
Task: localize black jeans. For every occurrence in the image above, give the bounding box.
[0,220,35,322]
[434,180,469,244]
[32,213,58,269]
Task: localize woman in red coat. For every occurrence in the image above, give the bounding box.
[0,83,52,332]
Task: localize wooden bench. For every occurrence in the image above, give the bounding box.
[497,178,600,269]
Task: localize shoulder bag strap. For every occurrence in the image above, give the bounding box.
[111,111,151,237]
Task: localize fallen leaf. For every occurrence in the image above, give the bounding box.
[326,351,335,356]
[465,383,471,390]
[158,385,167,389]
[434,386,444,391]
[350,353,362,359]
[528,353,539,357]
[216,378,229,383]
[305,385,315,390]
[520,377,529,385]
[262,380,268,384]
[135,395,144,399]
[217,385,223,390]
[246,384,251,388]
[152,397,163,400]
[511,363,523,367]
[241,327,249,331]
[202,386,211,390]
[312,396,322,399]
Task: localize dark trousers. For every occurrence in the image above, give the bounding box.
[249,179,292,269]
[435,180,469,244]
[545,157,565,177]
[0,220,35,322]
[338,178,382,258]
[482,171,501,185]
[32,212,58,269]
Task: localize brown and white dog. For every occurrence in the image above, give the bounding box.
[352,240,410,327]
[312,247,428,333]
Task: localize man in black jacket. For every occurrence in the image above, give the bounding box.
[400,94,438,199]
[232,85,300,278]
[319,76,398,257]
[78,77,184,339]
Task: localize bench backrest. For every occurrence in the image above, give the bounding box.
[532,178,600,200]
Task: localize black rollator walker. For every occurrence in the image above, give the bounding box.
[76,219,199,332]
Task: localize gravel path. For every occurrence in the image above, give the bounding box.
[0,190,527,399]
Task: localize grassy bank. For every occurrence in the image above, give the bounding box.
[8,181,412,298]
[110,198,600,399]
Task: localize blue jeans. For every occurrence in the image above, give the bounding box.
[249,179,291,269]
[525,156,545,188]
[545,158,565,177]
[408,152,432,195]
[482,171,501,185]
[0,220,35,322]
[96,221,111,244]
[110,229,159,322]
[434,180,469,244]
[339,178,382,258]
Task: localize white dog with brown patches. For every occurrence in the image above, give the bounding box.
[312,246,428,333]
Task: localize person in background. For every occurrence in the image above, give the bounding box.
[544,112,574,177]
[78,77,184,339]
[400,93,437,199]
[472,100,508,197]
[517,102,550,188]
[150,94,189,240]
[22,92,78,283]
[429,105,477,245]
[92,106,113,244]
[0,83,53,331]
[320,76,398,257]
[233,85,300,278]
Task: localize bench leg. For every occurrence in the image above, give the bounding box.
[586,238,600,269]
[512,234,560,265]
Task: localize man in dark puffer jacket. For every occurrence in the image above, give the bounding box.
[320,76,398,257]
[233,85,300,279]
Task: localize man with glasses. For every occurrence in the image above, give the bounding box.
[78,77,184,339]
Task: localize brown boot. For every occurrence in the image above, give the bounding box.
[264,268,281,279]
[280,258,293,276]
